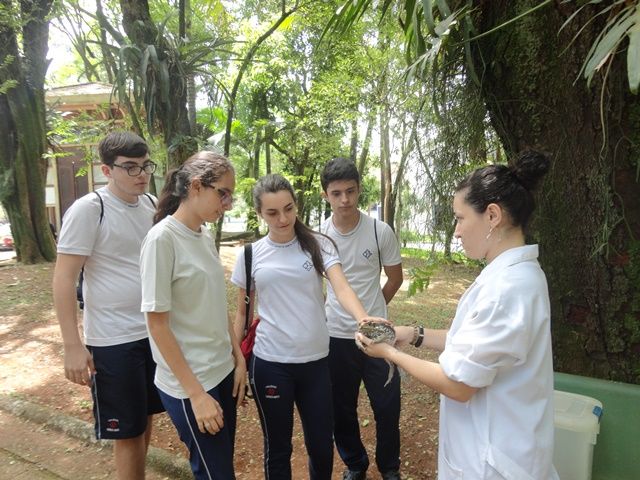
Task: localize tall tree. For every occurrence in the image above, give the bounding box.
[332,0,640,383]
[471,2,640,382]
[0,0,56,263]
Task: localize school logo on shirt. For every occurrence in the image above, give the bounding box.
[302,260,313,271]
[362,249,373,259]
[264,385,280,399]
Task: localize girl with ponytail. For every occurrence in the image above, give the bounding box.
[231,174,386,480]
[359,151,559,479]
[140,151,244,479]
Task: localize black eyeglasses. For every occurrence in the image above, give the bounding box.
[112,161,157,176]
[207,185,234,205]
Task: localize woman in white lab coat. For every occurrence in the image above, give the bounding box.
[358,151,559,480]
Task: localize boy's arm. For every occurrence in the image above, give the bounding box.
[52,253,95,386]
[381,263,403,304]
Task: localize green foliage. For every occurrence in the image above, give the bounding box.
[358,174,380,210]
[562,0,640,93]
[0,78,17,94]
[0,55,17,94]
[403,246,481,297]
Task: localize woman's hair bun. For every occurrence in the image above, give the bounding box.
[511,150,550,191]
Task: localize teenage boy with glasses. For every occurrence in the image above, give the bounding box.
[53,131,164,480]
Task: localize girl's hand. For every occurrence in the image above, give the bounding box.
[190,390,224,435]
[356,332,397,359]
[232,359,247,406]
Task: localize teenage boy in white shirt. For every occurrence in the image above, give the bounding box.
[53,132,164,480]
[320,158,404,480]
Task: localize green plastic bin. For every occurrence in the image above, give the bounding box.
[554,372,640,480]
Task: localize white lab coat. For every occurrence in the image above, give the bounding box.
[437,245,559,479]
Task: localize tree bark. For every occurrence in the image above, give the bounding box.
[357,111,375,175]
[379,105,391,223]
[349,118,358,162]
[0,0,56,263]
[470,1,640,382]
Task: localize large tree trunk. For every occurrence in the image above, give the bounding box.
[0,0,56,263]
[471,1,640,383]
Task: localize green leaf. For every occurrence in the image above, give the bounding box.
[584,11,635,85]
[277,14,294,31]
[435,0,451,18]
[434,10,458,37]
[422,0,436,36]
[627,8,640,94]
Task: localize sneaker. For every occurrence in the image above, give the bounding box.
[342,470,367,480]
[381,471,401,480]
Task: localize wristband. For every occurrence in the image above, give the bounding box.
[410,325,419,346]
[414,326,425,348]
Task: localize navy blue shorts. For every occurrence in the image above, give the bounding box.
[88,338,164,440]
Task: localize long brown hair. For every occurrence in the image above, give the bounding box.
[253,174,336,276]
[154,151,234,224]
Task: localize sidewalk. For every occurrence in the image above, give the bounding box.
[0,395,190,480]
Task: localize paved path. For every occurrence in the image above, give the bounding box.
[0,409,123,479]
[0,398,190,480]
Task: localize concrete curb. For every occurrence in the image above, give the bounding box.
[0,393,192,479]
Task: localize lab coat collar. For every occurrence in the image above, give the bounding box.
[475,244,539,286]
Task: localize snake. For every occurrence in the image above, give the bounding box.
[356,321,397,387]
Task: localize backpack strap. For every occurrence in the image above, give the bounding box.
[94,191,104,224]
[78,191,104,309]
[244,244,253,335]
[144,192,156,208]
[374,219,382,272]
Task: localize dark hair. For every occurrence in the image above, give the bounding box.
[456,150,550,229]
[320,157,360,191]
[253,174,337,276]
[154,151,234,224]
[98,131,149,166]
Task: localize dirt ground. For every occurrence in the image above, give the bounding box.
[0,246,476,480]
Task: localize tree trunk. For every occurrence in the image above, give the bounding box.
[349,118,358,162]
[379,107,391,222]
[471,1,640,383]
[357,112,375,175]
[265,123,273,175]
[0,0,56,263]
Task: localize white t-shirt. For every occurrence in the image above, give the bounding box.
[140,216,234,399]
[321,212,402,338]
[437,245,558,480]
[230,235,340,363]
[57,187,156,347]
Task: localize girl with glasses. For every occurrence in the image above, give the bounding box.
[140,151,245,480]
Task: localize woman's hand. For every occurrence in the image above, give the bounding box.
[356,332,397,360]
[394,325,417,348]
[190,390,224,435]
